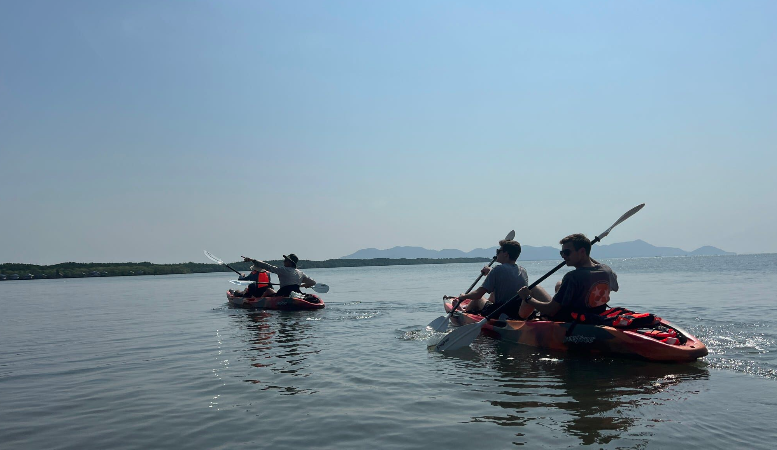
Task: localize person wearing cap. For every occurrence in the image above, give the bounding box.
[228,265,272,298]
[242,253,316,297]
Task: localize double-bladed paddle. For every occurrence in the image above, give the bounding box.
[433,203,645,352]
[427,230,515,332]
[229,279,330,293]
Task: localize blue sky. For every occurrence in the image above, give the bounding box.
[1,1,775,264]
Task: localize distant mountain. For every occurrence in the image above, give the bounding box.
[340,240,735,260]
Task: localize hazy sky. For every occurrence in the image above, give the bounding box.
[1,1,775,264]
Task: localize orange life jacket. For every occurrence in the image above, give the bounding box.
[256,271,270,288]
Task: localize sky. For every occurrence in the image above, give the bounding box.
[1,0,775,265]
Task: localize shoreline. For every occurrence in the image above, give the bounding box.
[0,257,492,280]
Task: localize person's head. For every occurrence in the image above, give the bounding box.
[283,253,299,268]
[497,239,521,262]
[559,233,591,266]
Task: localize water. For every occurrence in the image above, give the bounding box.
[1,255,776,449]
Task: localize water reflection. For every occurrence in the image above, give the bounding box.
[230,310,322,395]
[465,341,709,446]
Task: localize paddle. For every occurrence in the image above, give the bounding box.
[204,250,242,276]
[229,279,330,294]
[229,280,279,286]
[433,203,645,352]
[427,230,516,332]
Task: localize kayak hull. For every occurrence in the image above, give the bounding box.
[227,290,325,310]
[444,298,707,362]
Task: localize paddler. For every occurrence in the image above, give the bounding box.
[456,239,543,320]
[241,253,317,297]
[516,233,619,320]
[229,265,272,298]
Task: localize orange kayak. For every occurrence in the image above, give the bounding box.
[444,298,707,362]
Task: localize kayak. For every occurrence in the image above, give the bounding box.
[227,290,325,310]
[443,298,707,362]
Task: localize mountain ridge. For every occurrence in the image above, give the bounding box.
[341,239,734,260]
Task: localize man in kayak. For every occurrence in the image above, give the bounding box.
[229,266,272,298]
[516,233,619,321]
[241,253,317,297]
[456,239,536,319]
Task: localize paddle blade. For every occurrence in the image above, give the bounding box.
[598,203,645,239]
[312,283,329,293]
[505,230,515,241]
[432,319,487,352]
[427,315,450,332]
[204,250,224,265]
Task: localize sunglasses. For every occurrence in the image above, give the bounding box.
[495,248,503,256]
[560,248,573,257]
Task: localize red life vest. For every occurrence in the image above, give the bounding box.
[256,271,270,288]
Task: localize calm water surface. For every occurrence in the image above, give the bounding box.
[1,255,776,449]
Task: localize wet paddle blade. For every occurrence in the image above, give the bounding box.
[427,315,450,332]
[312,283,329,293]
[433,319,487,352]
[598,204,645,239]
[204,250,224,265]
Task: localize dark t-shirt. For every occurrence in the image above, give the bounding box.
[480,263,529,319]
[551,263,619,321]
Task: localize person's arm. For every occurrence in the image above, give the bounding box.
[300,272,316,288]
[459,286,488,301]
[517,286,561,317]
[243,257,278,274]
[606,265,619,292]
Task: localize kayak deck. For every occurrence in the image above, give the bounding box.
[443,298,707,362]
[227,290,325,311]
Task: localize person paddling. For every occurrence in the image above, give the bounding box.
[242,253,317,297]
[457,239,544,320]
[516,233,619,320]
[229,265,272,298]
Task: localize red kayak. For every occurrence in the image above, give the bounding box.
[444,298,707,362]
[227,290,325,311]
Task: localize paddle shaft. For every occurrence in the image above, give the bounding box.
[464,256,497,294]
[223,263,242,276]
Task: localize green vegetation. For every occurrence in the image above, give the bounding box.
[0,257,491,280]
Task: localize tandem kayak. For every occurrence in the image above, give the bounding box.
[443,298,707,362]
[227,290,325,310]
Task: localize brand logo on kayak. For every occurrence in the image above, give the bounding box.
[564,335,595,344]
